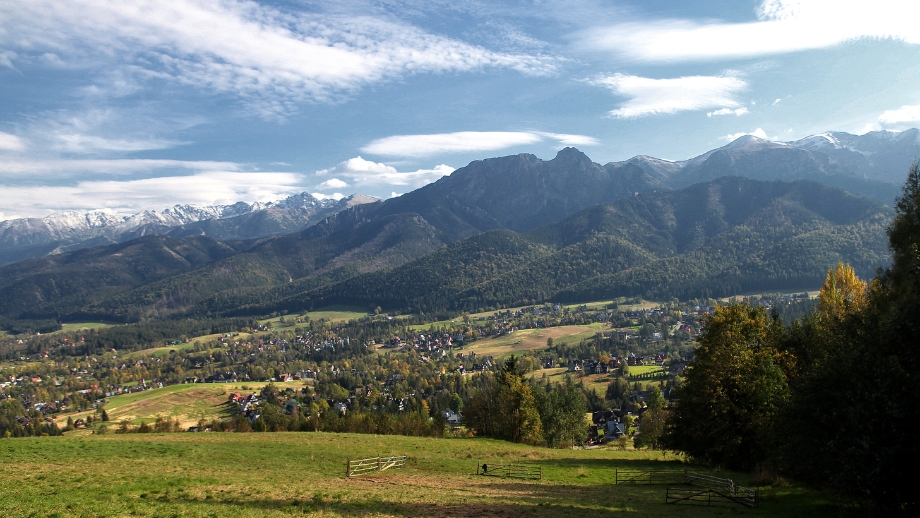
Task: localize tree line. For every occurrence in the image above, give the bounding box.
[662,162,920,513]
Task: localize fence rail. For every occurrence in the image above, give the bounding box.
[685,471,736,493]
[346,455,407,478]
[615,469,686,485]
[477,462,542,480]
[666,486,758,508]
[664,471,758,508]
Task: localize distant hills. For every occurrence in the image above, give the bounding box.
[0,129,911,327]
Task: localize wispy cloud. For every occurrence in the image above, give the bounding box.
[591,74,746,118]
[316,157,454,190]
[53,134,188,154]
[362,131,597,157]
[0,171,305,219]
[0,0,557,119]
[0,131,26,152]
[878,104,920,127]
[0,158,241,177]
[575,0,920,63]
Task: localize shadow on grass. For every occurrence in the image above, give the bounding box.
[160,493,642,517]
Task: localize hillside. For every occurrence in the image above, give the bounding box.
[0,177,890,323]
[261,178,891,315]
[0,432,832,517]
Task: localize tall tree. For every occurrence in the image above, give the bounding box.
[776,163,920,513]
[663,303,787,470]
[818,262,868,320]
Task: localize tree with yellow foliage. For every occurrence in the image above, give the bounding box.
[817,262,867,319]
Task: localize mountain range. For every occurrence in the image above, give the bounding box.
[0,193,379,266]
[0,128,911,329]
[2,129,915,270]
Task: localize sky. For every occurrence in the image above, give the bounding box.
[1,0,920,219]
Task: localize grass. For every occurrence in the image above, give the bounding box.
[458,324,603,359]
[628,365,665,376]
[259,305,371,327]
[463,324,601,358]
[122,340,199,360]
[53,321,114,335]
[0,432,838,517]
[71,381,307,428]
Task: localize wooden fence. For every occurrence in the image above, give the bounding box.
[614,469,685,485]
[665,471,758,508]
[665,486,759,508]
[346,455,407,478]
[477,461,542,480]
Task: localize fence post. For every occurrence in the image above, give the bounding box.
[347,458,351,478]
[377,456,381,471]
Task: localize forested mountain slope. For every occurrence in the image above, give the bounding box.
[265,178,892,314]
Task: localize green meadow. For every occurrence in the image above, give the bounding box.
[0,432,836,518]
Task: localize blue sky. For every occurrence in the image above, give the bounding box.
[1,0,919,219]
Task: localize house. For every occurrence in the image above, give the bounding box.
[567,360,583,372]
[441,410,462,426]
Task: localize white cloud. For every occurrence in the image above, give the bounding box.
[315,178,349,189]
[0,171,305,219]
[0,158,241,177]
[707,107,749,117]
[575,0,920,63]
[0,131,25,151]
[362,131,597,157]
[721,128,776,142]
[0,0,556,119]
[311,192,345,201]
[316,157,454,189]
[878,104,920,126]
[532,132,600,146]
[591,74,746,118]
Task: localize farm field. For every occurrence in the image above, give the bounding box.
[122,340,201,360]
[70,381,307,429]
[260,305,372,327]
[0,432,837,517]
[459,324,601,358]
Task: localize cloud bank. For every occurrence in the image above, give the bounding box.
[591,74,746,118]
[316,157,454,190]
[362,131,598,157]
[878,104,920,127]
[0,171,305,219]
[576,0,920,63]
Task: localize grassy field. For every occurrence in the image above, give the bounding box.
[56,322,114,334]
[458,324,601,358]
[628,365,665,376]
[70,381,308,428]
[122,340,200,360]
[259,306,372,327]
[0,432,837,517]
